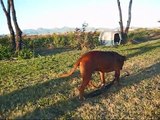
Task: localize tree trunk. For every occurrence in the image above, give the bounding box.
[117,0,133,44]
[9,0,23,51]
[0,0,16,51]
[117,0,124,33]
[7,15,16,50]
[125,0,132,33]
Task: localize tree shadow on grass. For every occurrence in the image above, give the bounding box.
[15,62,160,119]
[16,95,82,119]
[87,62,160,101]
[0,75,77,119]
[125,41,160,59]
[74,61,160,99]
[35,47,72,56]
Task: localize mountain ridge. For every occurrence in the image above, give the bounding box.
[22,27,116,35]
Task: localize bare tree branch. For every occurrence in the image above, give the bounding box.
[0,0,16,51]
[10,0,22,51]
[125,0,133,33]
[7,0,11,14]
[9,0,22,34]
[0,0,7,15]
[117,0,133,44]
[117,0,124,33]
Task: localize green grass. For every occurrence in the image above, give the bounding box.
[0,39,160,119]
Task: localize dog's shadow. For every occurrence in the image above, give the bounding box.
[84,80,115,98]
[86,62,160,98]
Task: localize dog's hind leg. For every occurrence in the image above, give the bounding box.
[78,63,92,100]
[78,75,91,100]
[114,70,120,85]
[99,71,105,87]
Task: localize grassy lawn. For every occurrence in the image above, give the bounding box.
[0,39,160,119]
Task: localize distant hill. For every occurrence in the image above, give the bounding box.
[22,27,115,35]
[23,27,75,35]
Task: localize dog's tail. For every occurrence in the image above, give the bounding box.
[60,58,81,78]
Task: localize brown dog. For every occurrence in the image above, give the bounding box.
[61,51,126,100]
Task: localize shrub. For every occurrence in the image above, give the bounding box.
[17,48,34,59]
[52,34,69,48]
[73,25,100,50]
[0,36,10,46]
[0,45,12,60]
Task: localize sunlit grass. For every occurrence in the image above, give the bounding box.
[0,39,160,119]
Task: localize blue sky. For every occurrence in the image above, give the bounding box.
[0,0,160,34]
